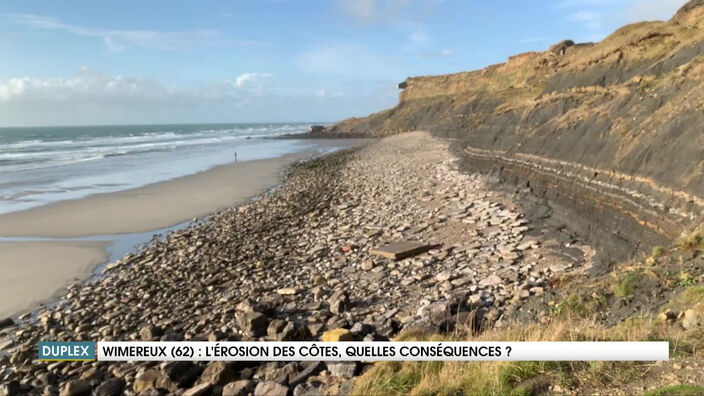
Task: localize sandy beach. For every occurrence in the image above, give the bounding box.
[0,241,109,318]
[0,151,315,238]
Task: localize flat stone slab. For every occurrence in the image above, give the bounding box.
[369,241,434,260]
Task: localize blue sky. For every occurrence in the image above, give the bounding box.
[0,0,688,126]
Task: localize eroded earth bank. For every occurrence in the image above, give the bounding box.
[327,1,704,271]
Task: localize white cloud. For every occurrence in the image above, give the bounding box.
[234,72,273,88]
[0,70,172,103]
[0,70,275,105]
[0,69,397,126]
[3,13,259,52]
[0,69,278,109]
[0,78,26,101]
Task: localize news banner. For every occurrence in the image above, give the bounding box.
[39,341,668,362]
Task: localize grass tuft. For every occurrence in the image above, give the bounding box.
[613,269,659,298]
[614,270,643,298]
[651,245,665,258]
[679,227,704,251]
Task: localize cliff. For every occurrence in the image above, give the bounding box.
[327,1,704,263]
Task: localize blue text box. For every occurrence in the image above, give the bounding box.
[38,342,96,361]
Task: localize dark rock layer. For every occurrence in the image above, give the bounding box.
[323,1,704,263]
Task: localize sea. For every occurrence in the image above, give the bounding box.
[0,123,332,215]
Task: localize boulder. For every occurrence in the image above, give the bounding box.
[0,317,14,329]
[683,309,700,330]
[321,328,355,342]
[326,362,357,378]
[133,369,174,393]
[441,310,484,334]
[94,378,125,396]
[327,290,351,315]
[658,309,678,323]
[60,379,92,396]
[276,288,297,295]
[288,361,323,387]
[223,380,255,396]
[293,383,326,396]
[199,361,237,385]
[479,274,502,287]
[236,311,269,337]
[183,383,211,396]
[268,319,288,340]
[0,381,20,396]
[435,271,452,282]
[140,325,164,341]
[162,361,202,388]
[254,381,289,396]
[38,372,57,386]
[268,320,311,341]
[309,125,326,134]
[265,362,299,384]
[428,301,452,324]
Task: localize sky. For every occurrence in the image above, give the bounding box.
[0,0,689,126]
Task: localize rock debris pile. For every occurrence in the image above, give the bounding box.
[0,132,592,395]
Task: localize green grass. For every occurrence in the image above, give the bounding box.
[645,384,704,396]
[677,272,697,288]
[352,318,687,396]
[664,287,704,310]
[613,269,660,298]
[361,361,442,395]
[651,246,665,258]
[551,293,608,319]
[615,271,643,298]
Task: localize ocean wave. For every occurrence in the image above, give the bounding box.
[0,124,310,173]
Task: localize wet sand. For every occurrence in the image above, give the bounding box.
[0,151,319,238]
[0,139,370,317]
[0,241,109,318]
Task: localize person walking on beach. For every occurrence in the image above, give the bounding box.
[234,151,238,162]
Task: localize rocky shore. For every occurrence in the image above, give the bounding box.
[0,132,594,395]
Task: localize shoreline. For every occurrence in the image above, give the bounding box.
[1,132,596,394]
[0,150,326,238]
[0,138,370,319]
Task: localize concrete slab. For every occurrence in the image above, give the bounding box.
[369,241,435,260]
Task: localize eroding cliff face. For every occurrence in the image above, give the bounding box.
[327,1,704,261]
